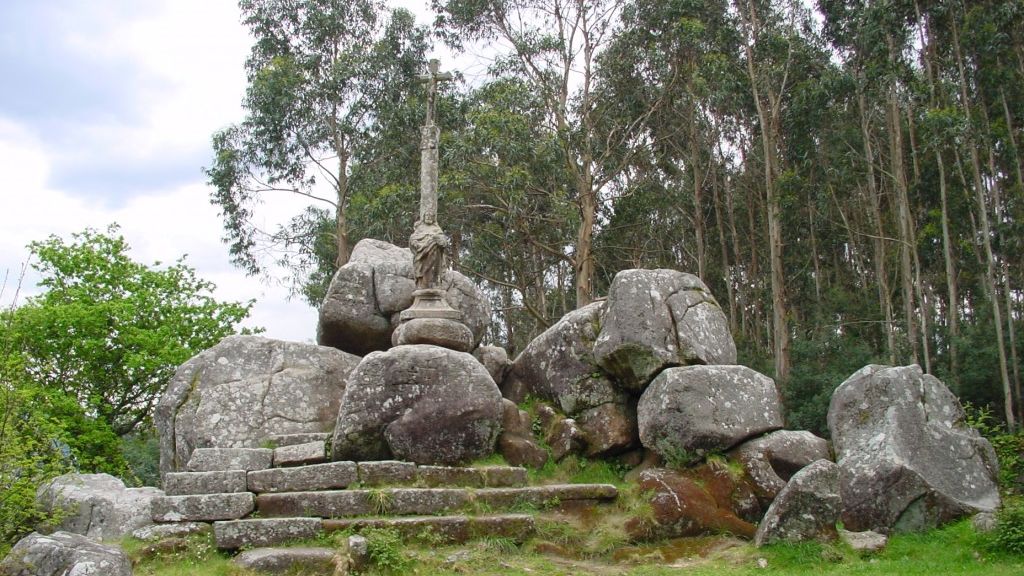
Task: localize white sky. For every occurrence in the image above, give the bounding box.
[0,0,447,343]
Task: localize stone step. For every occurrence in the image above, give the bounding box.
[272,440,328,467]
[189,460,530,496]
[164,470,247,495]
[214,514,535,550]
[152,492,255,522]
[263,432,332,448]
[255,484,618,518]
[186,448,273,472]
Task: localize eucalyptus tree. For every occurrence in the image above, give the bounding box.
[206,0,429,290]
[432,0,651,307]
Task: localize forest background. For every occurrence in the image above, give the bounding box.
[2,0,1024,553]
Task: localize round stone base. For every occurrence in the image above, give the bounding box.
[392,317,474,352]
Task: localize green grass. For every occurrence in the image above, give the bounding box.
[121,519,1024,576]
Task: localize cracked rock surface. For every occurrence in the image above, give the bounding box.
[332,345,503,465]
[0,531,132,576]
[637,365,783,464]
[593,269,736,391]
[828,364,1000,532]
[156,335,360,476]
[317,239,491,356]
[36,473,163,540]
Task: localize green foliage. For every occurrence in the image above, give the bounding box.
[7,226,253,436]
[989,497,1024,555]
[0,380,72,554]
[362,527,412,573]
[783,333,880,437]
[207,0,430,298]
[965,403,1024,495]
[121,427,161,488]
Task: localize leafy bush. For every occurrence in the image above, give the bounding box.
[965,403,1024,495]
[362,527,412,573]
[990,498,1024,555]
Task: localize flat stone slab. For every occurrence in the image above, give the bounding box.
[164,470,247,496]
[264,432,332,448]
[214,517,322,550]
[233,547,340,573]
[322,514,535,544]
[257,488,471,518]
[417,466,485,488]
[357,461,416,486]
[248,461,358,494]
[473,484,619,509]
[273,441,327,467]
[152,492,255,522]
[186,448,273,472]
[131,522,211,541]
[480,466,529,487]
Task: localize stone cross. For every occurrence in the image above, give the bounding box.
[416,59,453,225]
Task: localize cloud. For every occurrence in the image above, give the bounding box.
[0,117,318,343]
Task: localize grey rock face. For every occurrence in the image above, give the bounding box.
[332,345,503,465]
[156,335,360,476]
[474,346,510,386]
[36,473,163,540]
[505,302,623,416]
[248,462,358,494]
[754,460,841,546]
[576,402,638,457]
[828,364,1000,532]
[730,430,831,501]
[186,448,273,472]
[273,441,327,467]
[214,518,322,550]
[593,269,736,390]
[164,470,247,496]
[233,547,340,573]
[317,239,490,355]
[151,493,255,522]
[0,531,132,576]
[638,365,783,463]
[392,317,474,352]
[838,528,888,552]
[131,522,210,542]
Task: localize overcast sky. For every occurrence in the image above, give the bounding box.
[0,0,442,343]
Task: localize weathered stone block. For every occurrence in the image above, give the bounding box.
[248,461,358,494]
[151,492,255,522]
[417,466,485,488]
[273,441,327,467]
[186,448,273,472]
[357,461,416,486]
[233,547,340,573]
[164,470,247,496]
[214,518,322,550]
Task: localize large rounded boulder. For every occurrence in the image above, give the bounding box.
[504,302,638,456]
[331,345,503,465]
[36,474,163,540]
[638,365,783,464]
[828,365,1000,532]
[156,335,360,475]
[317,239,491,356]
[0,532,132,576]
[593,269,736,390]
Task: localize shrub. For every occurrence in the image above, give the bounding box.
[990,498,1024,555]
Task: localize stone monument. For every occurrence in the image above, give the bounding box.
[392,59,474,352]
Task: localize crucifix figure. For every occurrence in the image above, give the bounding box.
[410,59,454,291]
[395,58,472,350]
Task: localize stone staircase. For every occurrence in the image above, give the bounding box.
[151,439,619,551]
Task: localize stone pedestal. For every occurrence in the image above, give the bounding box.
[393,289,473,352]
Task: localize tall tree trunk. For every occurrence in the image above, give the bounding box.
[335,152,351,268]
[936,150,960,383]
[952,17,1016,427]
[859,89,897,363]
[742,0,789,381]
